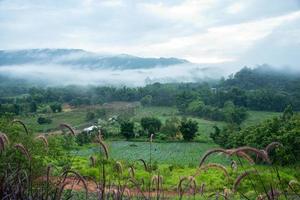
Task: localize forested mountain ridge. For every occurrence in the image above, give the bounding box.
[0,49,188,69]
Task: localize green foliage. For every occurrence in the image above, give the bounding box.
[37,116,52,124]
[179,119,198,141]
[160,116,180,138]
[49,102,62,113]
[140,117,162,135]
[120,121,135,139]
[212,106,300,164]
[85,111,95,121]
[76,130,98,146]
[140,95,152,106]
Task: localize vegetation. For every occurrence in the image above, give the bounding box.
[179,119,198,141]
[0,66,299,199]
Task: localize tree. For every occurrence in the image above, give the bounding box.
[160,116,180,138]
[49,103,62,113]
[140,117,162,135]
[120,121,135,139]
[29,101,37,113]
[140,95,152,106]
[179,119,198,141]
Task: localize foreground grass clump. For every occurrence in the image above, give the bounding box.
[0,119,300,199]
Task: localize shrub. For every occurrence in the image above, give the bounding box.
[141,117,162,136]
[179,119,198,141]
[120,121,135,140]
[37,116,52,124]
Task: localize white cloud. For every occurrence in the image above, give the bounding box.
[0,0,300,66]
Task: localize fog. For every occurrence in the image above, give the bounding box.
[0,63,234,87]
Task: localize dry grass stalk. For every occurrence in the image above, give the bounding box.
[97,138,109,159]
[151,175,163,189]
[236,151,255,164]
[177,176,188,196]
[61,170,88,199]
[35,135,49,149]
[265,142,283,153]
[128,165,135,178]
[0,137,4,152]
[233,170,258,193]
[89,156,96,167]
[115,161,123,174]
[230,147,271,164]
[199,148,228,167]
[150,133,154,143]
[231,160,238,171]
[0,132,9,145]
[14,143,31,161]
[199,183,205,195]
[137,159,148,171]
[59,123,75,136]
[12,119,29,135]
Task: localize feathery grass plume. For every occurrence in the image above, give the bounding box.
[114,161,123,174]
[201,163,229,179]
[59,123,75,136]
[223,187,232,198]
[0,132,9,145]
[230,147,271,164]
[150,133,154,143]
[123,188,131,198]
[236,151,255,164]
[128,165,135,178]
[265,142,283,153]
[233,170,258,193]
[35,135,48,150]
[151,175,163,188]
[188,176,197,195]
[97,138,109,159]
[199,183,205,195]
[12,119,29,135]
[128,178,147,199]
[56,181,70,200]
[199,148,228,167]
[14,143,31,161]
[0,136,4,152]
[231,160,238,171]
[89,156,96,167]
[136,159,148,171]
[177,176,188,196]
[288,180,300,193]
[61,170,88,199]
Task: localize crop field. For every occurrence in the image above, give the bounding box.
[76,141,226,166]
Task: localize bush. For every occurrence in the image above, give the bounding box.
[179,119,198,141]
[37,116,52,124]
[140,95,152,106]
[211,106,300,165]
[141,117,162,136]
[120,121,135,139]
[49,102,62,113]
[160,116,180,138]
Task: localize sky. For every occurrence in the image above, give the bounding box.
[0,0,300,66]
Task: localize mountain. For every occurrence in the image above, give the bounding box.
[0,49,189,69]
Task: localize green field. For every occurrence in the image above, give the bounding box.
[77,141,226,166]
[20,108,91,133]
[19,105,282,138]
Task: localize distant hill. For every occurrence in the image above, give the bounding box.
[0,49,188,69]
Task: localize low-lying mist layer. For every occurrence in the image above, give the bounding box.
[0,63,230,86]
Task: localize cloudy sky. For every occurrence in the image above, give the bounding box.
[1,0,300,66]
